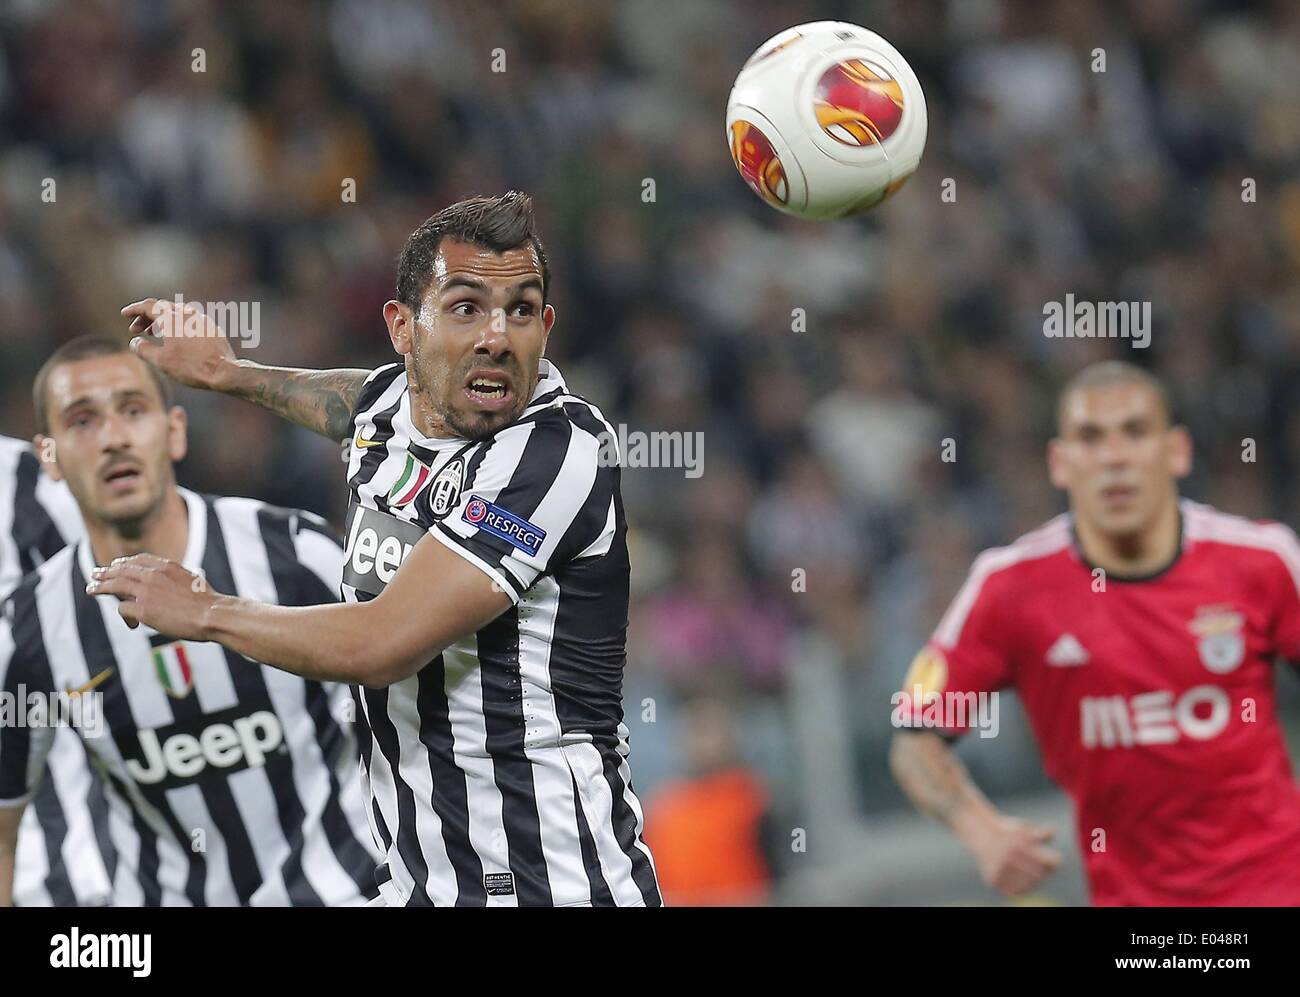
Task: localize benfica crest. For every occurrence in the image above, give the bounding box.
[152,642,195,699]
[388,453,433,508]
[1189,606,1246,674]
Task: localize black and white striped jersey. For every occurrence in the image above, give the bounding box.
[0,436,83,594]
[343,360,661,907]
[0,487,380,905]
[0,434,112,907]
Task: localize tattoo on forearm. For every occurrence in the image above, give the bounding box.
[237,367,369,441]
[893,735,977,826]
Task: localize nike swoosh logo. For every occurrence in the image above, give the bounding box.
[354,428,384,450]
[66,667,114,697]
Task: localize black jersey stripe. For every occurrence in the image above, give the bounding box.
[570,769,615,906]
[476,609,552,906]
[81,741,118,888]
[363,684,434,905]
[256,507,376,898]
[203,500,321,906]
[596,738,662,906]
[0,579,43,802]
[351,369,406,499]
[30,776,75,905]
[413,656,486,906]
[12,450,64,576]
[69,560,171,906]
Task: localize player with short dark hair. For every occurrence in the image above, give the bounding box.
[109,192,661,906]
[890,360,1300,906]
[0,337,378,906]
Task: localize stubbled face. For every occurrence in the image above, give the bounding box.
[38,354,185,533]
[1049,381,1190,538]
[386,238,555,440]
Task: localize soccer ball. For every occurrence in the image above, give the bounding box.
[726,21,927,219]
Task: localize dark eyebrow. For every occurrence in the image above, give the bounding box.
[60,389,153,418]
[440,275,544,297]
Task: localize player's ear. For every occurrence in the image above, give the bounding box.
[541,303,556,349]
[32,434,64,482]
[384,300,415,357]
[167,406,188,463]
[1168,424,1192,478]
[1047,437,1069,490]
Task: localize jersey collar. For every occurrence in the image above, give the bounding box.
[1069,499,1186,584]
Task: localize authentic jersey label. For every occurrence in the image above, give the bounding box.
[484,872,515,896]
[462,496,546,556]
[343,503,426,596]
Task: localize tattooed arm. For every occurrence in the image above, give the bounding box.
[225,363,368,442]
[122,297,369,441]
[889,730,1062,896]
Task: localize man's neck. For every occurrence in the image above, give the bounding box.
[85,489,190,568]
[1075,498,1182,579]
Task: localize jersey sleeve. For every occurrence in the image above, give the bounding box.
[0,596,57,808]
[1262,522,1300,662]
[895,552,1017,737]
[430,408,615,603]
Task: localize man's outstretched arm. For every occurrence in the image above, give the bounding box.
[85,537,511,688]
[122,297,370,442]
[889,730,1062,896]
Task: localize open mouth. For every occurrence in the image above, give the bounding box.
[102,465,143,490]
[1101,484,1137,503]
[464,370,514,412]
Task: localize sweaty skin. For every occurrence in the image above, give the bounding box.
[102,239,557,687]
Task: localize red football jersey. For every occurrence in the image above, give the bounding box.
[909,500,1300,906]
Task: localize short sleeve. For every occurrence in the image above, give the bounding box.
[431,410,614,603]
[0,594,57,808]
[895,553,1016,737]
[1262,523,1300,662]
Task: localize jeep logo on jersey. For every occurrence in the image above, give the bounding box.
[462,495,546,556]
[124,705,284,790]
[342,503,427,596]
[427,456,464,518]
[1189,606,1246,674]
[1080,685,1230,748]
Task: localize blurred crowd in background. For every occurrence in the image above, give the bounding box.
[1,0,1298,904]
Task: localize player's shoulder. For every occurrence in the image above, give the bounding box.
[1,542,79,616]
[352,363,407,422]
[205,492,339,546]
[1181,499,1300,575]
[0,434,30,460]
[967,513,1076,588]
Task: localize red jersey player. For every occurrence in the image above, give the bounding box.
[890,361,1300,906]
